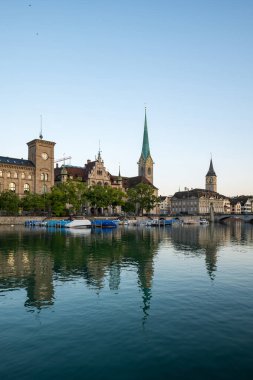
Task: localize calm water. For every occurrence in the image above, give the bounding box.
[0,223,253,380]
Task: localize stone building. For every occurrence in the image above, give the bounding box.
[171,188,228,215]
[55,109,157,195]
[0,136,55,197]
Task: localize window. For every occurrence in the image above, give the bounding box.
[24,183,30,193]
[13,172,18,178]
[97,170,102,176]
[7,171,10,178]
[21,172,25,179]
[9,182,16,192]
[28,174,32,180]
[148,168,151,175]
[0,170,2,177]
[41,173,48,181]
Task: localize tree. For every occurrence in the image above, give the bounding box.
[126,183,159,216]
[0,191,20,215]
[20,193,45,214]
[49,181,88,216]
[86,185,125,215]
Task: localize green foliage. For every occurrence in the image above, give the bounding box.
[0,191,20,215]
[86,185,125,213]
[49,181,88,216]
[20,193,45,214]
[126,183,159,215]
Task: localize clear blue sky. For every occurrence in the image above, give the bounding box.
[1,0,252,196]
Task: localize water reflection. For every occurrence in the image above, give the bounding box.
[0,223,253,314]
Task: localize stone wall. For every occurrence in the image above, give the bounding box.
[0,216,44,225]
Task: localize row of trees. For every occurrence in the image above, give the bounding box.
[0,182,159,217]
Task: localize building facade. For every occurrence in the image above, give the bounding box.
[0,137,55,197]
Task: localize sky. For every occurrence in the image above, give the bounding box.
[0,0,253,196]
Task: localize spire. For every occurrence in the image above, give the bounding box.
[141,108,150,160]
[39,115,43,139]
[206,158,216,176]
[97,140,102,161]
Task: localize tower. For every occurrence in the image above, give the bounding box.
[138,108,154,184]
[27,136,55,194]
[205,158,217,192]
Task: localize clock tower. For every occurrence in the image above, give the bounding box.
[205,158,217,192]
[27,136,55,194]
[138,108,154,184]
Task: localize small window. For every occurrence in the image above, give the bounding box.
[13,172,18,178]
[41,173,48,181]
[24,183,30,193]
[7,172,11,178]
[0,170,2,177]
[21,172,25,179]
[148,168,151,175]
[9,182,16,192]
[27,174,32,180]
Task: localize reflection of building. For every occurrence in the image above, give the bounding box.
[0,246,54,308]
[171,225,229,280]
[0,137,55,197]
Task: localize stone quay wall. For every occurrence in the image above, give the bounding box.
[0,216,45,225]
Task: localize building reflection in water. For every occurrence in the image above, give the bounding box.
[0,223,253,317]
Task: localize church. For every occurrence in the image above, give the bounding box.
[0,110,157,198]
[54,108,157,195]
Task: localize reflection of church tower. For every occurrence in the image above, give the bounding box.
[138,108,154,184]
[137,257,154,325]
[206,158,217,192]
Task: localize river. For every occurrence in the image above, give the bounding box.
[0,223,253,379]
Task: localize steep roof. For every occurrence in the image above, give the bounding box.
[123,175,158,190]
[0,156,34,167]
[206,159,216,176]
[140,108,151,160]
[173,188,227,200]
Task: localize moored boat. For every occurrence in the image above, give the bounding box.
[91,220,117,228]
[65,219,91,229]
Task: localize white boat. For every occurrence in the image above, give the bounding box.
[199,218,209,225]
[65,219,91,229]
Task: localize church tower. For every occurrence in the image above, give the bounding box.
[27,135,55,194]
[138,108,154,184]
[205,158,217,192]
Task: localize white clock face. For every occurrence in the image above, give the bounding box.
[41,152,48,160]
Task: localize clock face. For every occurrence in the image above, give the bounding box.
[41,152,48,160]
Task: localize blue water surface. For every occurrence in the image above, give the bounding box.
[0,223,253,380]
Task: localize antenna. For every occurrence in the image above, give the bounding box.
[39,115,43,139]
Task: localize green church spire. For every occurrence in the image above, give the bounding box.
[141,108,150,160]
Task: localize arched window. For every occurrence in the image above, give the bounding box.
[27,174,32,180]
[97,181,102,186]
[24,183,30,193]
[0,170,2,177]
[41,173,48,181]
[7,171,11,178]
[13,172,18,178]
[9,182,16,192]
[21,172,25,179]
